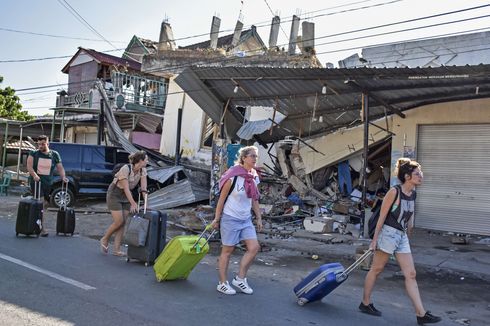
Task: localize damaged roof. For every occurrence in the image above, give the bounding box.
[180,27,266,51]
[175,64,490,143]
[62,47,141,73]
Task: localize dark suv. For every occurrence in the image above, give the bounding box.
[48,143,159,208]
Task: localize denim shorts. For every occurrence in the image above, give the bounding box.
[377,224,411,254]
[220,213,257,246]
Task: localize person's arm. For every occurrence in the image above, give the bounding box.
[140,173,147,193]
[26,155,40,182]
[56,163,68,183]
[120,178,138,213]
[211,180,232,229]
[252,200,263,232]
[370,187,397,249]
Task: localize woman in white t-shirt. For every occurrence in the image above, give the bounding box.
[211,146,263,295]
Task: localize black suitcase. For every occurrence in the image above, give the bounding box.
[56,182,76,236]
[16,182,43,237]
[126,210,167,266]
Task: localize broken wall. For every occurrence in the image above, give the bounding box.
[160,77,212,166]
[299,118,393,174]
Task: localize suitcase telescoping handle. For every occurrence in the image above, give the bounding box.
[33,180,41,201]
[137,191,148,214]
[191,225,217,251]
[60,180,69,210]
[341,248,374,277]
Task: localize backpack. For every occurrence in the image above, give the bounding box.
[112,163,131,178]
[367,186,400,239]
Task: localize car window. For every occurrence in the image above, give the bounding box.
[54,145,79,163]
[116,150,130,163]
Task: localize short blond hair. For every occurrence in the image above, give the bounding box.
[235,146,258,165]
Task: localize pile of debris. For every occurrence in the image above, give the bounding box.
[256,137,388,240]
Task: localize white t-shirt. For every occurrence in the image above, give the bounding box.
[222,176,260,220]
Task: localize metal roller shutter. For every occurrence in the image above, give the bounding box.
[416,124,490,235]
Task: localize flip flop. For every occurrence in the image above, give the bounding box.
[100,240,109,254]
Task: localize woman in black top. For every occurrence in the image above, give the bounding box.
[359,158,441,325]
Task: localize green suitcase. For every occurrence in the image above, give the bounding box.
[154,228,216,281]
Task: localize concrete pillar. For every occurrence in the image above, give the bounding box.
[210,16,221,50]
[288,15,300,55]
[158,21,176,52]
[269,16,280,49]
[230,20,244,49]
[301,21,314,54]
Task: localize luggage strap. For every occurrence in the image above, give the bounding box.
[341,249,373,277]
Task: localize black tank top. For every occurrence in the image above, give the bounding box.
[384,185,417,232]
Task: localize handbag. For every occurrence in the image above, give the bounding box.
[123,193,149,247]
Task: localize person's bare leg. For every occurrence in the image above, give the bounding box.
[237,239,260,279]
[40,199,49,235]
[101,210,124,252]
[362,250,390,305]
[395,253,425,316]
[218,245,235,283]
[113,210,129,254]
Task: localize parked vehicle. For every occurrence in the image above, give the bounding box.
[48,143,159,208]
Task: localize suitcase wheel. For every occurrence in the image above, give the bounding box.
[297,298,308,306]
[126,258,130,263]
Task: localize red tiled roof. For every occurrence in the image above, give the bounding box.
[61,47,141,73]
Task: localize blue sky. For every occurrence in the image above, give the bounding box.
[1,0,490,115]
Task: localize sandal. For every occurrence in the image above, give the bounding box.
[112,251,126,257]
[100,239,109,254]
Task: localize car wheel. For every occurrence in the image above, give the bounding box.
[50,186,75,208]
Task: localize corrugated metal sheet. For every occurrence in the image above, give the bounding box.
[416,124,490,235]
[147,179,209,209]
[175,65,490,143]
[146,166,183,183]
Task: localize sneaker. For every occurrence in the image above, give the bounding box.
[359,302,382,316]
[217,281,236,295]
[232,277,253,294]
[417,311,441,325]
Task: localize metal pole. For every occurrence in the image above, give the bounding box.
[175,94,186,166]
[360,92,369,238]
[51,112,56,141]
[98,99,104,145]
[16,125,23,181]
[60,110,65,142]
[2,121,8,178]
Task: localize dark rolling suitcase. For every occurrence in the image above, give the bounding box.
[56,181,75,236]
[294,249,373,306]
[16,181,43,237]
[126,194,167,266]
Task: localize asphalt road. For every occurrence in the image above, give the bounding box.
[0,218,487,326]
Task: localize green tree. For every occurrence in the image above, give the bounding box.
[0,76,33,121]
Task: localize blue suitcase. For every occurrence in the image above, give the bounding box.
[293,249,373,306]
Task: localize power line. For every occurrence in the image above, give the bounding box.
[0,27,125,43]
[3,3,488,65]
[57,0,118,50]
